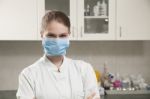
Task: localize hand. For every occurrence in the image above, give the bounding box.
[87,92,100,99]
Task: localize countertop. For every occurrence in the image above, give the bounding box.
[101,94,150,99]
[0,90,150,99]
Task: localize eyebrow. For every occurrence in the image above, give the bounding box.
[47,32,68,36]
[47,33,56,36]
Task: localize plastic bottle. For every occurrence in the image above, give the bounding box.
[93,1,101,16]
[101,0,107,16]
[101,61,111,90]
[87,4,90,16]
[84,4,91,16]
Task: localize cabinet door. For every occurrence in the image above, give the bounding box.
[37,0,77,40]
[0,0,37,40]
[117,0,150,40]
[77,0,116,40]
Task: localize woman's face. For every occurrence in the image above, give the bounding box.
[41,20,70,39]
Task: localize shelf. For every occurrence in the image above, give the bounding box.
[84,16,108,19]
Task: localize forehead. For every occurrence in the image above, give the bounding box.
[46,20,69,33]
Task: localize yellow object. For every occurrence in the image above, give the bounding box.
[94,69,101,82]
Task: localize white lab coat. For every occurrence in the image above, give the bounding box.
[16,55,100,99]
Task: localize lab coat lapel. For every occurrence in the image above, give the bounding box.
[68,62,76,99]
[68,60,85,99]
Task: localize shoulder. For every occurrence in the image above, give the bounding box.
[19,57,43,78]
[73,59,92,69]
[66,57,94,74]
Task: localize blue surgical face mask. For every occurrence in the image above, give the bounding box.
[42,37,70,56]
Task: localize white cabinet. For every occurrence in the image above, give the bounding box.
[37,0,116,40]
[38,0,150,40]
[77,0,116,40]
[37,0,77,40]
[117,0,150,40]
[0,0,37,40]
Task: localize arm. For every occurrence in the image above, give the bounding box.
[17,97,36,99]
[16,70,35,99]
[83,64,100,99]
[87,93,100,99]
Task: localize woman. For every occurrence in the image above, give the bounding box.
[16,10,100,99]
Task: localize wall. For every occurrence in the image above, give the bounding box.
[0,41,150,90]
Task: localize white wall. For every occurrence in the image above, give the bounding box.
[0,41,150,90]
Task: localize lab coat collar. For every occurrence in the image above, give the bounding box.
[42,54,67,72]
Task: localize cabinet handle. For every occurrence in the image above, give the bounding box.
[71,26,74,37]
[80,26,83,37]
[120,26,122,37]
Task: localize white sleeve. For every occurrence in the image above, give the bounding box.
[16,70,35,99]
[83,64,100,99]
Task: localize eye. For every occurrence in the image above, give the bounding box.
[46,33,56,38]
[59,34,68,38]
